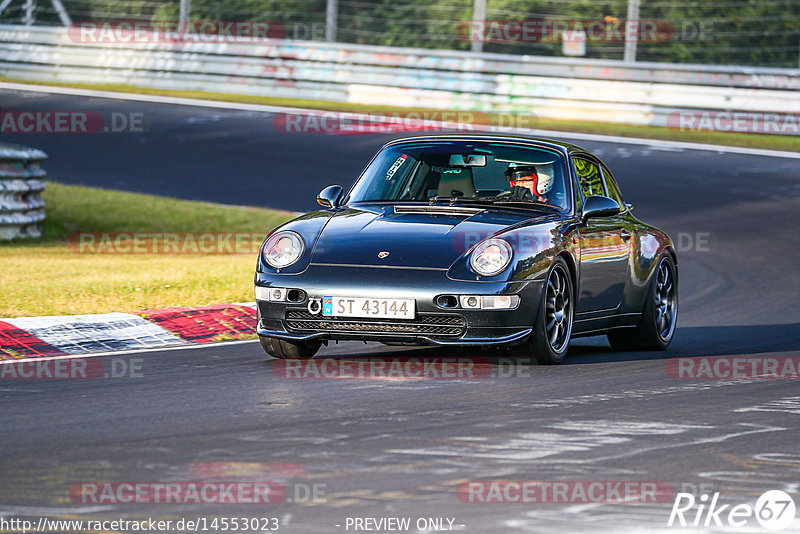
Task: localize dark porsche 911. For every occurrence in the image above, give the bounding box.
[254,135,677,364]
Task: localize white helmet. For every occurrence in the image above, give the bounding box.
[535,170,554,195]
[505,165,553,197]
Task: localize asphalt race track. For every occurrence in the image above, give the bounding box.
[2,87,800,532]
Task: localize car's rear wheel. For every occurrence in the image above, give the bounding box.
[510,257,574,364]
[608,253,678,351]
[259,335,321,359]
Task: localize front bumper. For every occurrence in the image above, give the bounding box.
[255,264,544,346]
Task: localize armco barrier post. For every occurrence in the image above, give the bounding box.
[0,142,47,240]
[624,0,640,63]
[471,0,486,54]
[326,0,337,42]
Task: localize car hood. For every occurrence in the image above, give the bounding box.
[310,205,541,268]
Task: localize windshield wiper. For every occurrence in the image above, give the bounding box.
[438,196,563,212]
[488,198,563,212]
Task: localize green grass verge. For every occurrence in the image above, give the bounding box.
[0,182,294,318]
[2,76,797,153]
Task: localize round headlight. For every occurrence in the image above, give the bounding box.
[262,231,305,268]
[470,238,513,276]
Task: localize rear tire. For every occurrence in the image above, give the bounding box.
[259,336,321,359]
[509,257,574,365]
[607,254,678,351]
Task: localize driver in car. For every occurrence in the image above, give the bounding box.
[504,165,554,202]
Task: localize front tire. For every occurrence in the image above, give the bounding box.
[510,257,574,364]
[259,335,321,359]
[608,253,678,351]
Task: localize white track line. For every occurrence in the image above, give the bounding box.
[1,81,798,160]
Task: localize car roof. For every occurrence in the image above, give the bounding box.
[381,133,591,156]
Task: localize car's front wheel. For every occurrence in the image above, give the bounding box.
[259,336,321,359]
[608,253,678,351]
[510,257,574,364]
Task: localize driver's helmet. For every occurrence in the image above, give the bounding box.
[504,165,554,197]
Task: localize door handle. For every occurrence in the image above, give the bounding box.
[619,230,632,242]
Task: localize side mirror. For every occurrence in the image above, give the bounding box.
[317,185,343,209]
[582,195,621,222]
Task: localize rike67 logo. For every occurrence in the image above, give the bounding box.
[668,490,796,531]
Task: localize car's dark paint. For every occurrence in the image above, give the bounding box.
[582,195,622,220]
[577,209,631,313]
[316,185,344,209]
[257,211,330,276]
[256,264,540,345]
[255,134,676,349]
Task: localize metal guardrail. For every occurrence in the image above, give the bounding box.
[0,25,798,132]
[1,25,798,88]
[0,142,47,240]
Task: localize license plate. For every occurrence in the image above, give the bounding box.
[322,296,415,319]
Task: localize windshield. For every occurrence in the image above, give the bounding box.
[347,141,570,210]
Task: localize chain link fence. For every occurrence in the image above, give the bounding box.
[0,1,798,68]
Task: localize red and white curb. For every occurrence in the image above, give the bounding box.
[0,303,258,360]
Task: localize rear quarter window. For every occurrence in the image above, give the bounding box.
[573,157,605,198]
[601,164,625,206]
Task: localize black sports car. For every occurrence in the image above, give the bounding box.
[254,135,677,364]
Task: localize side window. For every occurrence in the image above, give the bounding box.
[601,164,625,207]
[573,157,605,198]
